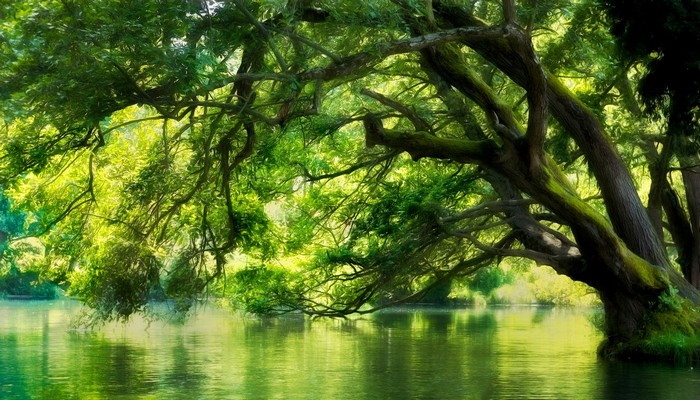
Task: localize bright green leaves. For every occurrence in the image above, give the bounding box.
[1,0,240,134]
[0,0,695,329]
[278,153,491,313]
[229,264,299,314]
[71,240,161,320]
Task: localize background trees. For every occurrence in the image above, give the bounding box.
[1,0,699,360]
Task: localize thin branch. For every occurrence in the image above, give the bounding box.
[360,88,432,131]
[299,151,399,182]
[233,0,288,72]
[299,25,505,82]
[100,116,166,136]
[268,26,342,62]
[440,198,537,223]
[16,190,93,240]
[178,100,278,125]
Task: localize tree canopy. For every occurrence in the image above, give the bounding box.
[2,0,700,361]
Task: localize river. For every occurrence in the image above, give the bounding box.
[0,300,698,399]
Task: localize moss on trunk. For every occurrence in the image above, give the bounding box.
[599,290,700,365]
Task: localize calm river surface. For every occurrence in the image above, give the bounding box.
[1,300,699,399]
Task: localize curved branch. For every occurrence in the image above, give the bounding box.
[456,227,580,268]
[363,114,501,165]
[299,25,505,82]
[440,198,538,223]
[299,151,400,182]
[360,88,432,131]
[503,25,549,171]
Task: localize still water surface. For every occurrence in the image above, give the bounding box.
[1,300,699,399]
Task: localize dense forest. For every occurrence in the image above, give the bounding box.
[1,0,699,362]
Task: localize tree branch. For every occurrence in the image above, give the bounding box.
[233,0,288,72]
[363,114,501,165]
[440,199,537,223]
[299,151,400,182]
[299,25,505,82]
[456,227,577,268]
[360,88,432,131]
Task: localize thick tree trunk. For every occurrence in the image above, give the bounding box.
[433,3,670,267]
[681,162,700,288]
[621,78,699,290]
[598,291,649,348]
[376,2,700,361]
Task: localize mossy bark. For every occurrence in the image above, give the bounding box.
[378,1,700,363]
[599,294,700,364]
[367,116,700,361]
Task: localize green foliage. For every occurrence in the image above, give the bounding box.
[0,188,57,297]
[163,252,206,314]
[658,286,683,312]
[0,189,25,238]
[0,2,698,369]
[468,266,513,295]
[69,240,161,320]
[601,0,700,137]
[229,265,299,314]
[0,266,57,298]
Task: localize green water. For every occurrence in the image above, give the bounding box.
[0,300,698,399]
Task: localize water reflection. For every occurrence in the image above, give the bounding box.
[599,361,700,400]
[1,301,699,399]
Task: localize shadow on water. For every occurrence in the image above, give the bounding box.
[599,360,700,400]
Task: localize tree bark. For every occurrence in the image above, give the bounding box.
[680,154,700,288]
[432,2,670,268]
[378,4,700,353]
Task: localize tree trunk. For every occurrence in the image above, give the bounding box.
[680,159,700,288]
[381,2,700,361]
[433,2,670,267]
[599,291,649,349]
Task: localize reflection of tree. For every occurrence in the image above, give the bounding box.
[346,309,500,399]
[530,307,550,325]
[86,342,157,397]
[0,334,30,399]
[371,309,416,330]
[7,304,675,398]
[488,308,603,399]
[0,303,77,399]
[600,362,700,400]
[61,330,223,399]
[242,314,307,338]
[161,338,207,394]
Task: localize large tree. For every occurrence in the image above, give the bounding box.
[1,0,699,361]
